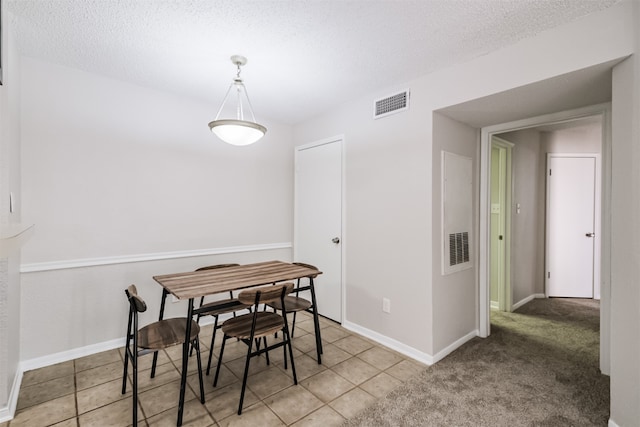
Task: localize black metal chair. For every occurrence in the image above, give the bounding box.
[191,264,252,375]
[213,282,297,415]
[122,285,205,426]
[266,262,323,360]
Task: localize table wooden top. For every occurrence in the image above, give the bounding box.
[153,260,322,300]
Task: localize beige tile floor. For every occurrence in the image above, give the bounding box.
[2,311,426,427]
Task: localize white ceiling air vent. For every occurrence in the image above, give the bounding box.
[373,89,410,119]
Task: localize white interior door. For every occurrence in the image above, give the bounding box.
[546,155,596,298]
[295,138,343,322]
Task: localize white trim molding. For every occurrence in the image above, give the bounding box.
[0,369,22,423]
[343,320,479,366]
[608,419,621,427]
[342,320,434,365]
[18,316,223,373]
[20,338,126,373]
[512,293,546,311]
[0,224,34,257]
[432,330,479,364]
[20,242,292,273]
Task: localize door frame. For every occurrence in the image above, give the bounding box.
[545,153,601,299]
[479,103,611,374]
[293,135,346,323]
[490,136,513,312]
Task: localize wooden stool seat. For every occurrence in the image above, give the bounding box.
[138,318,200,351]
[268,295,312,312]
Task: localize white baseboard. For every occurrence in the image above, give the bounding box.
[431,330,479,364]
[20,337,126,372]
[342,321,479,366]
[512,293,546,311]
[0,369,23,423]
[10,316,211,421]
[19,314,224,373]
[490,300,499,310]
[342,320,434,365]
[608,419,620,427]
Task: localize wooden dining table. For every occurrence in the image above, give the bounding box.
[152,260,323,426]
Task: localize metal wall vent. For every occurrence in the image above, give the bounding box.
[373,89,410,119]
[449,232,470,266]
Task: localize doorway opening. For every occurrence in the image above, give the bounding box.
[434,60,619,376]
[479,104,609,374]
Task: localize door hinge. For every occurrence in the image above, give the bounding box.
[547,272,551,279]
[549,169,552,176]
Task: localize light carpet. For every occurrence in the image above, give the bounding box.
[343,298,607,426]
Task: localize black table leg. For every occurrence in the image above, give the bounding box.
[309,278,323,364]
[152,289,169,378]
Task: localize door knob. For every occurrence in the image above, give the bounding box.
[332,237,340,244]
[585,233,595,237]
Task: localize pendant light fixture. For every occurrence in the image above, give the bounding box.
[208,55,267,146]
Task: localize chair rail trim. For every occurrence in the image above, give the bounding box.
[20,242,292,273]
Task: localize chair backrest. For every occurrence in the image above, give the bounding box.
[195,264,241,302]
[293,262,319,278]
[238,283,294,306]
[195,263,240,271]
[125,284,148,313]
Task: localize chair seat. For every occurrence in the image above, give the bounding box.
[268,295,312,312]
[221,312,284,339]
[124,285,205,426]
[199,298,250,316]
[138,318,200,350]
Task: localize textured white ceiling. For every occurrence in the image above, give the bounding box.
[6,0,620,125]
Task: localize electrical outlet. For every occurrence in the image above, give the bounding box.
[382,298,391,313]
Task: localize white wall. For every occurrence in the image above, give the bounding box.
[293,92,434,358]
[431,113,478,355]
[542,124,603,153]
[0,8,23,419]
[609,2,640,421]
[498,130,544,304]
[21,58,294,262]
[296,2,638,420]
[19,57,296,360]
[19,247,291,362]
[294,0,636,383]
